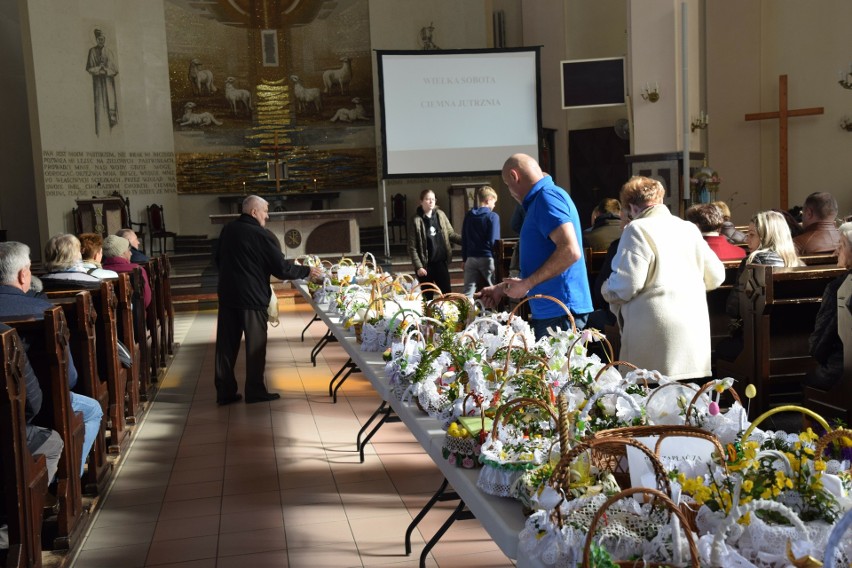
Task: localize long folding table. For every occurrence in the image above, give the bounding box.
[295,283,535,565]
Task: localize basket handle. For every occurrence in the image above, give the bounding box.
[569,327,615,365]
[815,427,852,457]
[409,280,443,296]
[508,294,577,333]
[684,379,743,425]
[823,508,852,567]
[591,360,638,384]
[489,397,557,442]
[582,487,699,568]
[359,251,377,273]
[550,437,672,508]
[644,381,700,414]
[743,405,831,440]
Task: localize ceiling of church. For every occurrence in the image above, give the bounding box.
[167,0,351,28]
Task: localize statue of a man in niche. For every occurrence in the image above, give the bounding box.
[85,28,119,136]
[419,22,440,50]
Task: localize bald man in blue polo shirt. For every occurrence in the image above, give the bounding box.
[480,154,593,338]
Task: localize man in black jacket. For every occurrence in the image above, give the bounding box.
[214,195,322,405]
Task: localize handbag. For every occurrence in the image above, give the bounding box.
[268,285,280,327]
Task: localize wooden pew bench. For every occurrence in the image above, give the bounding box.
[0,307,86,550]
[44,281,129,455]
[716,263,846,416]
[0,327,49,568]
[803,273,852,425]
[45,291,111,495]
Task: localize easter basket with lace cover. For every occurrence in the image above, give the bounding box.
[385,326,426,403]
[425,292,475,333]
[676,406,847,566]
[582,487,700,568]
[441,392,492,469]
[477,395,559,497]
[520,438,696,567]
[590,424,729,531]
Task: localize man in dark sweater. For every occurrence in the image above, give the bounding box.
[214,196,322,405]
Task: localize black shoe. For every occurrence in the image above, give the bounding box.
[245,392,281,404]
[217,393,243,406]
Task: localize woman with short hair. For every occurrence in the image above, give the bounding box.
[40,233,106,289]
[78,232,119,279]
[602,176,725,380]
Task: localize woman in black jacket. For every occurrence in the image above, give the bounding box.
[407,189,461,297]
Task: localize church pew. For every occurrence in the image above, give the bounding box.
[492,238,517,284]
[707,260,743,349]
[45,281,128,454]
[125,266,154,401]
[115,273,142,422]
[140,258,163,380]
[0,327,49,568]
[47,292,111,495]
[161,254,175,355]
[803,273,852,425]
[583,246,609,292]
[150,256,170,367]
[716,263,847,416]
[0,308,86,550]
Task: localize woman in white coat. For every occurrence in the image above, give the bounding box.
[602,176,726,380]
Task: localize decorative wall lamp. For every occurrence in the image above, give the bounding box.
[840,117,852,131]
[838,66,852,89]
[640,83,660,102]
[691,110,709,132]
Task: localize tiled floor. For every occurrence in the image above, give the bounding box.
[71,304,515,567]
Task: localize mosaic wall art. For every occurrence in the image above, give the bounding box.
[165,0,376,194]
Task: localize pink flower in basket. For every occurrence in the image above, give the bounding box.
[447,453,457,466]
[462,457,475,469]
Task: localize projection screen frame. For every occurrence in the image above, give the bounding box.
[376,47,542,179]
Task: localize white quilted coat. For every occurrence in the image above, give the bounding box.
[601,204,725,379]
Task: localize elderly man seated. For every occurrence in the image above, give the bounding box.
[0,242,103,477]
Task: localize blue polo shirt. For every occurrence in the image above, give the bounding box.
[520,176,593,319]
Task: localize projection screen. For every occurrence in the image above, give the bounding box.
[377,48,541,178]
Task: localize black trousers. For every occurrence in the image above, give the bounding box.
[419,261,452,299]
[214,306,270,400]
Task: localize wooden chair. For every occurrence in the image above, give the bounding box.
[147,204,176,254]
[109,191,147,252]
[0,327,49,568]
[803,273,852,425]
[388,193,407,243]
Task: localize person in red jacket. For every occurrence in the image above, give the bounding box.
[686,204,746,261]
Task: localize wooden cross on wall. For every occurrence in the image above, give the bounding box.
[745,74,823,210]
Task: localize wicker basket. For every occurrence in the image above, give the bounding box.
[442,393,491,469]
[507,293,577,332]
[549,436,672,516]
[581,487,700,568]
[477,396,558,497]
[815,427,852,460]
[683,379,743,426]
